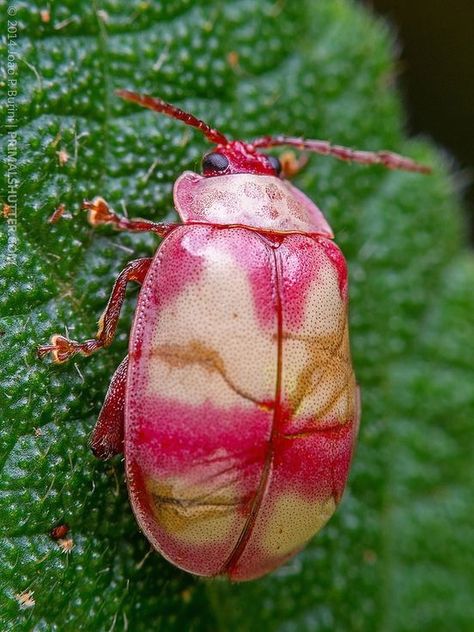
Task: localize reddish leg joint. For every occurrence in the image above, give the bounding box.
[38,257,152,363]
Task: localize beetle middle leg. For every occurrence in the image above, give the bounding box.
[38,257,152,363]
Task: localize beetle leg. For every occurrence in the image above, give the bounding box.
[82,196,177,236]
[38,257,152,363]
[279,151,309,179]
[90,355,128,460]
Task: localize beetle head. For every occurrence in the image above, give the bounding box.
[116,90,281,178]
[116,90,338,236]
[201,142,281,177]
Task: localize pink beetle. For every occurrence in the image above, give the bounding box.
[39,91,429,581]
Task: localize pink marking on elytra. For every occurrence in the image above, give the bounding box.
[148,227,205,309]
[278,235,328,330]
[126,397,273,576]
[126,456,247,576]
[259,233,347,331]
[130,397,271,477]
[127,394,355,579]
[274,419,355,503]
[224,418,355,580]
[216,229,277,330]
[127,228,204,364]
[318,238,349,299]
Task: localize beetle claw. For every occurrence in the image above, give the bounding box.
[37,334,80,364]
[82,196,117,227]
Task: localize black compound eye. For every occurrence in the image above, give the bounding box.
[267,155,282,175]
[202,152,229,173]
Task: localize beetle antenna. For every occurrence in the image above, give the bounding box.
[117,90,229,146]
[251,135,431,174]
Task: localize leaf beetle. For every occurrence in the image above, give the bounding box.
[39,90,430,581]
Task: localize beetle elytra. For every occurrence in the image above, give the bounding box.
[39,91,430,581]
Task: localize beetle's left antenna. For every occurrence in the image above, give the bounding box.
[117,90,229,146]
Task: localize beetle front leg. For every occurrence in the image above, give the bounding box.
[83,196,177,236]
[90,355,128,460]
[279,151,309,179]
[38,257,152,363]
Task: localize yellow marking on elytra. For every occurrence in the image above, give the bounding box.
[152,340,271,409]
[146,241,278,409]
[146,478,241,546]
[282,266,356,424]
[263,493,336,557]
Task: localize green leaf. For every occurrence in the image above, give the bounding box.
[1,0,472,630]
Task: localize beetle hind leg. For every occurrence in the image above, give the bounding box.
[38,257,152,363]
[90,355,128,460]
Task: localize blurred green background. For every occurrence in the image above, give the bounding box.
[363,0,474,242]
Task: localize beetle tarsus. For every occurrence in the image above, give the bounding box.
[83,196,117,227]
[37,334,103,363]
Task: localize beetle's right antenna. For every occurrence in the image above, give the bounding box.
[251,135,432,174]
[117,90,229,146]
